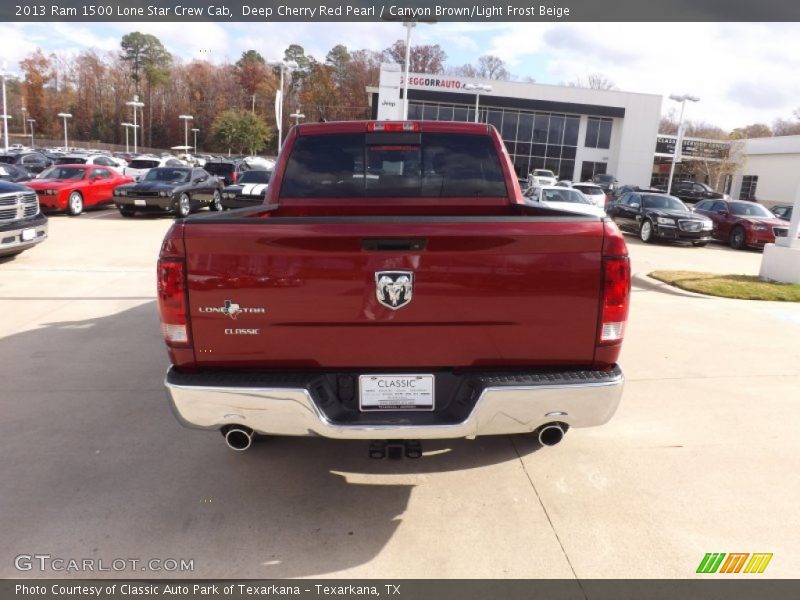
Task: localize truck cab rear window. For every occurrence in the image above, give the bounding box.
[279,133,507,198]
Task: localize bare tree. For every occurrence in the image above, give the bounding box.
[476,55,510,80]
[570,73,617,90]
[772,118,800,136]
[729,123,772,139]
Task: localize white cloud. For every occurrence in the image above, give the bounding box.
[481,22,800,130]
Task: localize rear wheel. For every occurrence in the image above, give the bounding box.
[639,220,655,243]
[692,241,708,247]
[175,193,191,218]
[210,189,222,211]
[729,226,746,250]
[66,191,84,216]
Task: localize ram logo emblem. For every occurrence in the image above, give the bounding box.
[375,271,414,310]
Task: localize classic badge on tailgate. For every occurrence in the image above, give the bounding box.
[375,271,414,310]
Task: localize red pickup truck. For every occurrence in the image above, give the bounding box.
[158,121,630,454]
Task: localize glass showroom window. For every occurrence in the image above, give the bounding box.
[585,117,612,149]
[740,175,758,201]
[407,102,580,180]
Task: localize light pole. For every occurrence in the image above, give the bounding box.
[1,63,15,152]
[402,22,416,119]
[270,59,298,152]
[57,112,72,150]
[121,122,136,153]
[126,95,144,154]
[463,83,492,123]
[21,106,26,136]
[27,118,35,148]
[179,114,193,155]
[289,110,305,126]
[191,128,199,153]
[666,93,700,194]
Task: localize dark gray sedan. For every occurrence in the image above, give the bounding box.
[113,167,223,218]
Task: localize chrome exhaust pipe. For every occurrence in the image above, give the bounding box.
[538,423,565,447]
[223,426,254,451]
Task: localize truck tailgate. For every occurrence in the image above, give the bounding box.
[183,216,604,369]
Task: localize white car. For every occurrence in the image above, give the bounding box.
[54,154,126,174]
[123,156,186,181]
[527,169,557,187]
[243,156,276,170]
[524,185,606,217]
[572,183,608,208]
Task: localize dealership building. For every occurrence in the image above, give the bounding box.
[369,63,663,186]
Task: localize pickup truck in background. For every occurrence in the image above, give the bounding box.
[0,179,48,258]
[158,121,630,455]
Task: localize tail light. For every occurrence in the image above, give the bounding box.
[231,171,237,184]
[367,121,420,132]
[598,221,630,345]
[157,222,191,347]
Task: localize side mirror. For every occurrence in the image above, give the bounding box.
[630,203,640,209]
[90,176,99,182]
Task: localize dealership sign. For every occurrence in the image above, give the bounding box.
[655,135,730,160]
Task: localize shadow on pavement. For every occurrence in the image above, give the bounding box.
[0,301,542,579]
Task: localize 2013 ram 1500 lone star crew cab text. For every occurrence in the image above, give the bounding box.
[158,121,630,452]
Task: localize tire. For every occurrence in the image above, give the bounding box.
[639,220,655,243]
[729,226,746,250]
[119,207,135,218]
[175,193,191,218]
[210,190,222,211]
[66,191,84,216]
[692,241,708,247]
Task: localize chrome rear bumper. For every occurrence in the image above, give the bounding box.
[165,366,624,440]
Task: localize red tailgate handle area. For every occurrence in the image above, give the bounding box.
[361,238,427,252]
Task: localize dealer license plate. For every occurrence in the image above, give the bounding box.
[134,200,146,207]
[359,374,435,411]
[21,228,35,241]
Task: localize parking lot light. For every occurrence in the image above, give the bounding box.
[179,115,193,156]
[191,128,199,153]
[27,118,35,148]
[269,60,299,151]
[126,96,145,154]
[1,63,18,153]
[57,112,72,151]
[666,94,700,194]
[121,122,137,153]
[463,83,492,123]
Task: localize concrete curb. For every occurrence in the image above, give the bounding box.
[632,272,713,300]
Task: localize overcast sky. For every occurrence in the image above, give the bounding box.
[1,21,798,131]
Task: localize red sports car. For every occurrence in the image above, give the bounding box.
[26,165,134,216]
[694,198,789,250]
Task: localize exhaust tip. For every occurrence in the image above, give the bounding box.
[538,423,565,447]
[223,426,254,451]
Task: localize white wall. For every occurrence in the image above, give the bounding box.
[732,136,800,206]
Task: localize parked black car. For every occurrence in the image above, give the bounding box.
[611,184,665,202]
[113,167,223,218]
[607,191,713,246]
[670,180,726,204]
[0,163,33,183]
[0,179,48,258]
[591,173,619,194]
[203,159,252,186]
[0,151,53,174]
[771,204,793,222]
[221,169,272,210]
